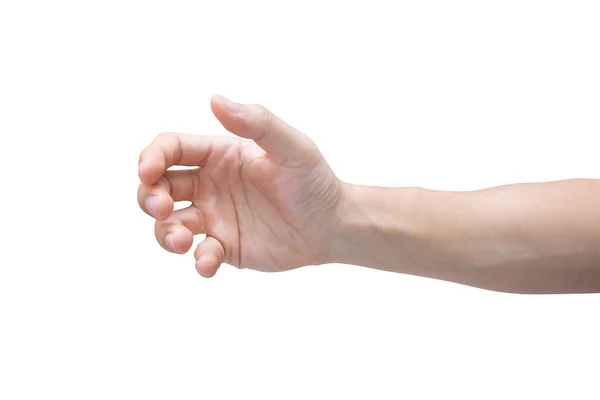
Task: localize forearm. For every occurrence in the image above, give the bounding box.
[327,179,600,294]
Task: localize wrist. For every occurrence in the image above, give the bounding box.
[324,182,478,279]
[324,183,423,272]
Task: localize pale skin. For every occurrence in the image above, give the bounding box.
[138,95,600,294]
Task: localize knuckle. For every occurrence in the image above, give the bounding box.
[259,105,276,127]
[155,132,182,164]
[157,132,178,149]
[254,104,277,139]
[157,131,175,141]
[255,104,269,116]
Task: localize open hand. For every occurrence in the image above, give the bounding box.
[138,95,343,277]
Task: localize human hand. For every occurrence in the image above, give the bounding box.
[138,95,343,277]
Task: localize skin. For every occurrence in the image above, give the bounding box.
[138,95,600,294]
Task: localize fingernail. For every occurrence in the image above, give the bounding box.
[138,160,145,176]
[145,195,158,215]
[166,234,175,251]
[218,95,242,114]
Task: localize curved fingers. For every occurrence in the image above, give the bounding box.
[155,205,205,254]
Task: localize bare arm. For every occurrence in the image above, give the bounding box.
[139,96,600,293]
[327,179,600,294]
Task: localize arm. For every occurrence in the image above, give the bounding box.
[139,95,600,294]
[327,179,600,294]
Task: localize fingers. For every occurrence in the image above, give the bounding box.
[138,169,199,220]
[210,94,321,167]
[154,205,227,278]
[155,205,205,254]
[194,236,225,278]
[139,132,230,186]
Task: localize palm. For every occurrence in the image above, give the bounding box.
[195,139,338,271]
[139,95,342,277]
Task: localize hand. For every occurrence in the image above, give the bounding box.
[138,95,343,277]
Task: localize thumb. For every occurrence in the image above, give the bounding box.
[210,94,320,167]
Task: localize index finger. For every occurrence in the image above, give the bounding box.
[138,132,228,185]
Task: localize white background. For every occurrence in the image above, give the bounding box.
[1,0,599,398]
